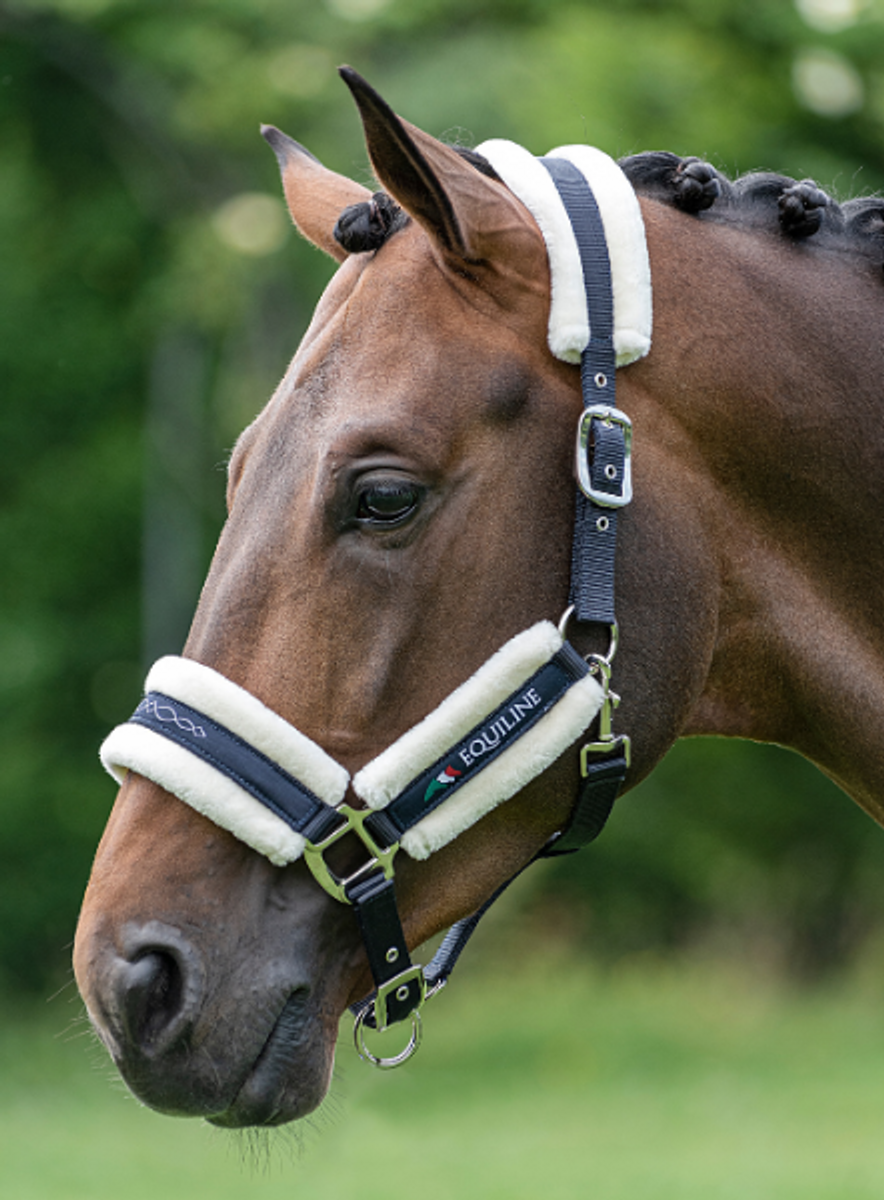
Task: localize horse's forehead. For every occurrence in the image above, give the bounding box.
[308,219,546,358]
[278,248,543,426]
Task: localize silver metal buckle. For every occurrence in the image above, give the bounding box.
[373,965,427,1031]
[575,406,633,507]
[303,804,399,904]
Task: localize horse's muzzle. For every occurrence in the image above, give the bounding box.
[75,918,333,1124]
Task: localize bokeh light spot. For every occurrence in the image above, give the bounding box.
[792,47,864,116]
[212,192,289,256]
[267,44,334,99]
[325,0,392,22]
[796,0,868,33]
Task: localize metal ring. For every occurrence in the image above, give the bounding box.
[558,607,620,667]
[353,1008,422,1070]
[557,604,575,638]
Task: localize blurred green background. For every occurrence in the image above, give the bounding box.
[6,0,884,1184]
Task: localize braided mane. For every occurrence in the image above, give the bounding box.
[332,145,884,271]
[618,151,884,264]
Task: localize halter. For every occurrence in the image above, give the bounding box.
[100,143,650,1068]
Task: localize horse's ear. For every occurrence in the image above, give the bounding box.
[339,67,521,263]
[262,125,372,262]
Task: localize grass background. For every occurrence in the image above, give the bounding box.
[5,946,884,1199]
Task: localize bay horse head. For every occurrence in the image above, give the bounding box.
[73,68,884,1127]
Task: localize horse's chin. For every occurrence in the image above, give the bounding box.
[205,992,336,1128]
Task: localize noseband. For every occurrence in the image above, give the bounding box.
[101,143,651,1067]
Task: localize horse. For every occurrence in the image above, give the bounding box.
[73,67,884,1128]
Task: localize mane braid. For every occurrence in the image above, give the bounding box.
[619,152,884,267]
[333,191,409,253]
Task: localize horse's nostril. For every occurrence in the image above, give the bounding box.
[120,951,184,1051]
[104,927,206,1059]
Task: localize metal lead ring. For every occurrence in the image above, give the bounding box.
[557,604,576,639]
[558,607,620,667]
[353,1008,422,1070]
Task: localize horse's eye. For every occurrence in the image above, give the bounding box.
[355,482,422,526]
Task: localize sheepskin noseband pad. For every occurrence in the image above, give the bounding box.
[99,622,603,868]
[353,622,604,861]
[100,657,350,867]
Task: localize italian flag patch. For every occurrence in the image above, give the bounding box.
[423,764,462,804]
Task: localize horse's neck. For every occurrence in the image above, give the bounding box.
[643,206,884,818]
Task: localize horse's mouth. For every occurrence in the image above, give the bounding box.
[208,989,329,1128]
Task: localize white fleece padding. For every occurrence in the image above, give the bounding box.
[475,138,652,367]
[141,657,349,804]
[353,621,564,810]
[100,722,307,867]
[352,622,604,854]
[99,630,602,867]
[401,672,604,860]
[99,656,349,867]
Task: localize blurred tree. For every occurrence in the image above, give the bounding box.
[2,0,884,992]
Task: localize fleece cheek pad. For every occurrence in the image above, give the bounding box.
[352,622,605,860]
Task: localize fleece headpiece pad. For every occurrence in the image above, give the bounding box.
[475,139,652,367]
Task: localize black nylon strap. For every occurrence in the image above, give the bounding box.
[130,693,328,835]
[347,872,423,1028]
[541,155,625,628]
[544,753,628,855]
[539,156,629,841]
[570,495,618,625]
